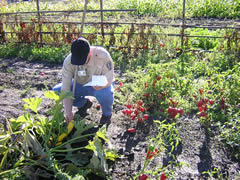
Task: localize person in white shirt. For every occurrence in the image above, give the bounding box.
[53,37,114,127]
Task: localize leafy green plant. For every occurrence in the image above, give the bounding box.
[115,49,240,163]
[202,167,228,180]
[1,0,240,19]
[116,0,182,18]
[0,91,118,179]
[136,120,183,179]
[223,29,240,56]
[188,28,222,50]
[190,0,240,18]
[0,43,70,64]
[218,112,240,161]
[0,86,4,92]
[0,43,21,57]
[131,62,191,117]
[21,85,32,98]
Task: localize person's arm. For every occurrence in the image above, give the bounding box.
[93,85,108,90]
[63,99,73,123]
[61,54,74,123]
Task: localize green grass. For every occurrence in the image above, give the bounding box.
[1,0,240,19]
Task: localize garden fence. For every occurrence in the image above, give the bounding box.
[0,0,240,52]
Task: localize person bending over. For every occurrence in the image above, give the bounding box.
[53,37,114,127]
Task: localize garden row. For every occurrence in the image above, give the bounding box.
[0,47,239,179]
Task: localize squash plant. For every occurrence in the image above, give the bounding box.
[0,91,118,179]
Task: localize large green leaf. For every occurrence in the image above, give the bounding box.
[65,152,91,167]
[94,137,108,173]
[65,163,83,176]
[0,145,8,155]
[44,91,73,102]
[44,91,60,101]
[0,135,10,146]
[96,125,109,143]
[23,130,44,156]
[10,115,31,131]
[23,97,42,114]
[65,164,87,179]
[72,120,95,138]
[104,150,119,161]
[0,149,9,171]
[85,140,95,152]
[22,166,53,179]
[86,137,108,176]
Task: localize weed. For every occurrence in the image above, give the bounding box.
[20,85,32,98]
[202,167,228,180]
[0,86,4,92]
[136,120,183,179]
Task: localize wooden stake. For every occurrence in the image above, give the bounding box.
[100,0,105,41]
[181,0,186,48]
[72,0,88,97]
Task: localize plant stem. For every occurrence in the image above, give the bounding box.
[50,133,96,150]
[51,146,85,153]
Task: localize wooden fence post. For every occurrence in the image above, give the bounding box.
[36,0,43,46]
[181,0,186,48]
[100,0,105,42]
[80,0,88,36]
[0,17,5,43]
[73,0,88,97]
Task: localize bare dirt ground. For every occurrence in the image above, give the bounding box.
[0,57,239,180]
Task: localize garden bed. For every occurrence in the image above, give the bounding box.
[0,57,239,179]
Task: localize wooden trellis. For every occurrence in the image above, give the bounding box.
[0,0,240,49]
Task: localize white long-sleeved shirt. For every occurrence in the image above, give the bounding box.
[61,46,114,118]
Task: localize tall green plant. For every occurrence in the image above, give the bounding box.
[0,91,118,179]
[136,120,183,179]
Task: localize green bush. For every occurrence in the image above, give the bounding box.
[0,43,70,64]
[116,0,182,17]
[190,0,240,18]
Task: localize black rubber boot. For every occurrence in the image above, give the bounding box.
[76,99,93,117]
[99,114,111,128]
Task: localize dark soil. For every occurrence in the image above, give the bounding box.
[0,57,239,180]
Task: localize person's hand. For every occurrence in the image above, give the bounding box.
[66,111,74,124]
[93,86,105,90]
[63,98,73,123]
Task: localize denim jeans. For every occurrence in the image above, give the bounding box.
[52,82,114,116]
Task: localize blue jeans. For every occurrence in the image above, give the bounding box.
[52,82,114,117]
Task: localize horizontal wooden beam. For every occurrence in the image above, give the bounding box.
[3,31,227,39]
[0,9,137,16]
[3,21,240,30]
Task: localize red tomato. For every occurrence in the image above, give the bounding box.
[127,128,136,133]
[160,173,167,180]
[156,76,162,81]
[138,117,144,123]
[139,174,148,180]
[126,104,132,109]
[143,114,149,120]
